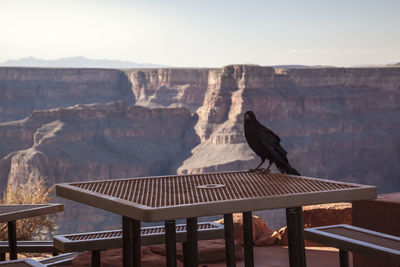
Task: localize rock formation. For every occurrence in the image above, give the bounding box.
[0,65,399,232]
[0,101,198,232]
[0,68,134,122]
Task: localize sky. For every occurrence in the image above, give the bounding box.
[1,0,400,68]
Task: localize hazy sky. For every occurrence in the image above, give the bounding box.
[1,0,399,67]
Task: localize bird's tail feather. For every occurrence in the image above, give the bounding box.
[286,167,301,176]
[277,162,301,176]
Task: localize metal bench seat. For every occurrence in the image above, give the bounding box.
[304,224,400,267]
[38,252,79,266]
[0,241,59,261]
[0,258,46,266]
[54,222,224,266]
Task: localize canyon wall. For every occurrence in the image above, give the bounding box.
[0,68,134,122]
[178,66,400,195]
[0,101,197,232]
[0,65,399,232]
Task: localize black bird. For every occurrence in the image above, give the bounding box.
[244,111,300,175]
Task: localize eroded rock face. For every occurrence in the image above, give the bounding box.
[215,213,280,246]
[177,65,400,194]
[2,102,196,187]
[125,68,211,112]
[277,202,352,246]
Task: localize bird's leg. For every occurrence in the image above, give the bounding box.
[249,158,265,172]
[261,161,273,173]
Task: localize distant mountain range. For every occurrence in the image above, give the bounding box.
[0,56,170,69]
[1,57,398,69]
[388,62,400,67]
[272,64,335,69]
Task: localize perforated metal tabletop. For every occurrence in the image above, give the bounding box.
[56,170,376,222]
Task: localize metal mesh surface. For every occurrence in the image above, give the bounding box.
[65,223,221,241]
[323,226,400,251]
[69,171,357,208]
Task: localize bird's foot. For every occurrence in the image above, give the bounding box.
[248,168,270,173]
[260,168,271,174]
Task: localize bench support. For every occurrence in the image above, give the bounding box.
[224,213,236,267]
[286,207,307,267]
[339,249,349,267]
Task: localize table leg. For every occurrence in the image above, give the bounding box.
[122,216,141,267]
[165,220,177,267]
[339,250,349,267]
[7,221,17,260]
[224,214,236,267]
[91,250,101,267]
[286,207,306,267]
[243,212,254,267]
[186,217,198,267]
[182,241,188,266]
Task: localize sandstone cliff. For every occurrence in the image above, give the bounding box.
[0,65,399,232]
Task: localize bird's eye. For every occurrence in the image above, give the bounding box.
[245,114,251,120]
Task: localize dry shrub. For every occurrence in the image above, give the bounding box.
[0,178,57,241]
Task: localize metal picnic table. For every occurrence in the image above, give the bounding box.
[56,170,376,267]
[0,204,64,260]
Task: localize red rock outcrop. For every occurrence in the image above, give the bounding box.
[277,202,352,246]
[215,213,280,246]
[72,247,182,267]
[302,202,352,228]
[148,239,243,263]
[72,239,243,266]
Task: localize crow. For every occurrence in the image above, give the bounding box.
[244,110,300,175]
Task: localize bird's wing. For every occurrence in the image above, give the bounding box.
[259,124,281,144]
[258,125,288,162]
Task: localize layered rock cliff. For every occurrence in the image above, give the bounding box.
[0,68,134,122]
[125,68,210,112]
[0,65,399,232]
